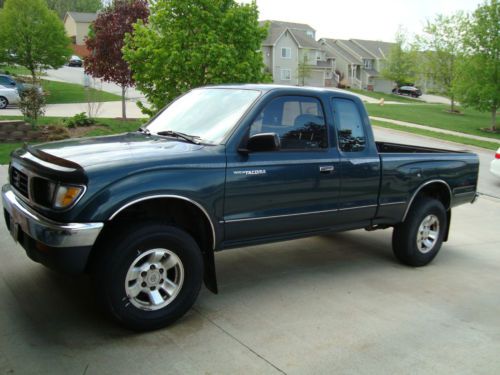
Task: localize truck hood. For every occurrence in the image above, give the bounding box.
[27,132,205,169]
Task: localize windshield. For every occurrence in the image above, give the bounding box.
[145,88,261,144]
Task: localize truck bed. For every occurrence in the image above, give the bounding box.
[376,141,466,154]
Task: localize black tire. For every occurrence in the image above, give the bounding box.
[392,197,447,267]
[0,96,8,109]
[93,223,203,331]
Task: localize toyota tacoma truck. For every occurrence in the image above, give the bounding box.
[2,85,479,330]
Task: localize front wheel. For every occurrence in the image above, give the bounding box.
[93,223,203,331]
[392,197,447,266]
[0,96,8,109]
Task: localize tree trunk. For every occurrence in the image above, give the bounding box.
[450,94,455,113]
[30,69,37,85]
[492,106,497,132]
[121,85,127,119]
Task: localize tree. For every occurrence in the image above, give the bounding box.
[123,0,268,115]
[297,54,312,86]
[19,87,46,126]
[454,0,500,131]
[416,12,466,112]
[46,0,103,19]
[382,28,416,87]
[84,0,149,119]
[0,0,71,83]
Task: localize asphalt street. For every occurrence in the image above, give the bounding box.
[0,128,499,374]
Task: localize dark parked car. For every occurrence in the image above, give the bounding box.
[68,55,83,67]
[392,85,422,97]
[2,85,479,331]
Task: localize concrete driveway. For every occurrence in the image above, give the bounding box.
[1,129,499,374]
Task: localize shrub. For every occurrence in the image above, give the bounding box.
[18,87,46,126]
[64,112,96,128]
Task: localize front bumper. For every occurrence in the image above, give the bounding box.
[2,184,103,273]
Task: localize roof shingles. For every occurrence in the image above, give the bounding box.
[66,11,97,23]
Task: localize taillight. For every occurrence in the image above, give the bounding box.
[496,152,500,159]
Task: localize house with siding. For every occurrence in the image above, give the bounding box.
[64,12,97,57]
[319,38,395,93]
[260,21,337,87]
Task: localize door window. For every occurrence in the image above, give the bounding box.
[332,98,366,152]
[249,96,328,150]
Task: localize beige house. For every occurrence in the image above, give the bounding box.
[64,11,97,57]
[260,21,336,87]
[319,38,395,93]
[261,20,395,93]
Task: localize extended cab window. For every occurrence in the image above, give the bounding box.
[332,98,366,152]
[249,96,327,150]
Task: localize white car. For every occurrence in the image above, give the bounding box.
[491,147,500,178]
[0,85,20,109]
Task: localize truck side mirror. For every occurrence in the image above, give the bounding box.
[240,133,281,153]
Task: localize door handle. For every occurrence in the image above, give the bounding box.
[319,165,334,173]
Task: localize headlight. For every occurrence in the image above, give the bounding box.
[53,185,85,209]
[31,178,85,209]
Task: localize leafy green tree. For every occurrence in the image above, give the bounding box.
[297,54,312,86]
[416,12,466,112]
[382,28,416,87]
[46,0,103,19]
[0,0,71,82]
[123,0,268,114]
[454,0,500,131]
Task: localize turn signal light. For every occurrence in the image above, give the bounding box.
[54,185,84,209]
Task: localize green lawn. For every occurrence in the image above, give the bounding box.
[0,66,121,104]
[0,116,143,164]
[365,103,500,140]
[347,88,420,103]
[0,64,32,76]
[41,80,121,104]
[372,120,499,151]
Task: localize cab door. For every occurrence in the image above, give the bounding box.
[223,94,341,243]
[331,96,381,223]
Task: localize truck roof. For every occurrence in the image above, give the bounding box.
[203,84,360,100]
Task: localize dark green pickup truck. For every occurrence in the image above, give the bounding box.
[2,85,479,330]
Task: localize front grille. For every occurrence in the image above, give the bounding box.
[10,167,29,198]
[32,177,55,207]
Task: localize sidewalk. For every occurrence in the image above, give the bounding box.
[2,101,148,118]
[371,116,500,145]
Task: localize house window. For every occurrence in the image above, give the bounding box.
[281,47,291,59]
[280,69,291,81]
[306,30,314,38]
[364,59,373,69]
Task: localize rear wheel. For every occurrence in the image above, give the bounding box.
[392,197,447,266]
[0,96,8,109]
[94,223,203,331]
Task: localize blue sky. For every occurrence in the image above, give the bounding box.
[239,0,483,41]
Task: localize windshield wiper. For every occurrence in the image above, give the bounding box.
[155,130,201,144]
